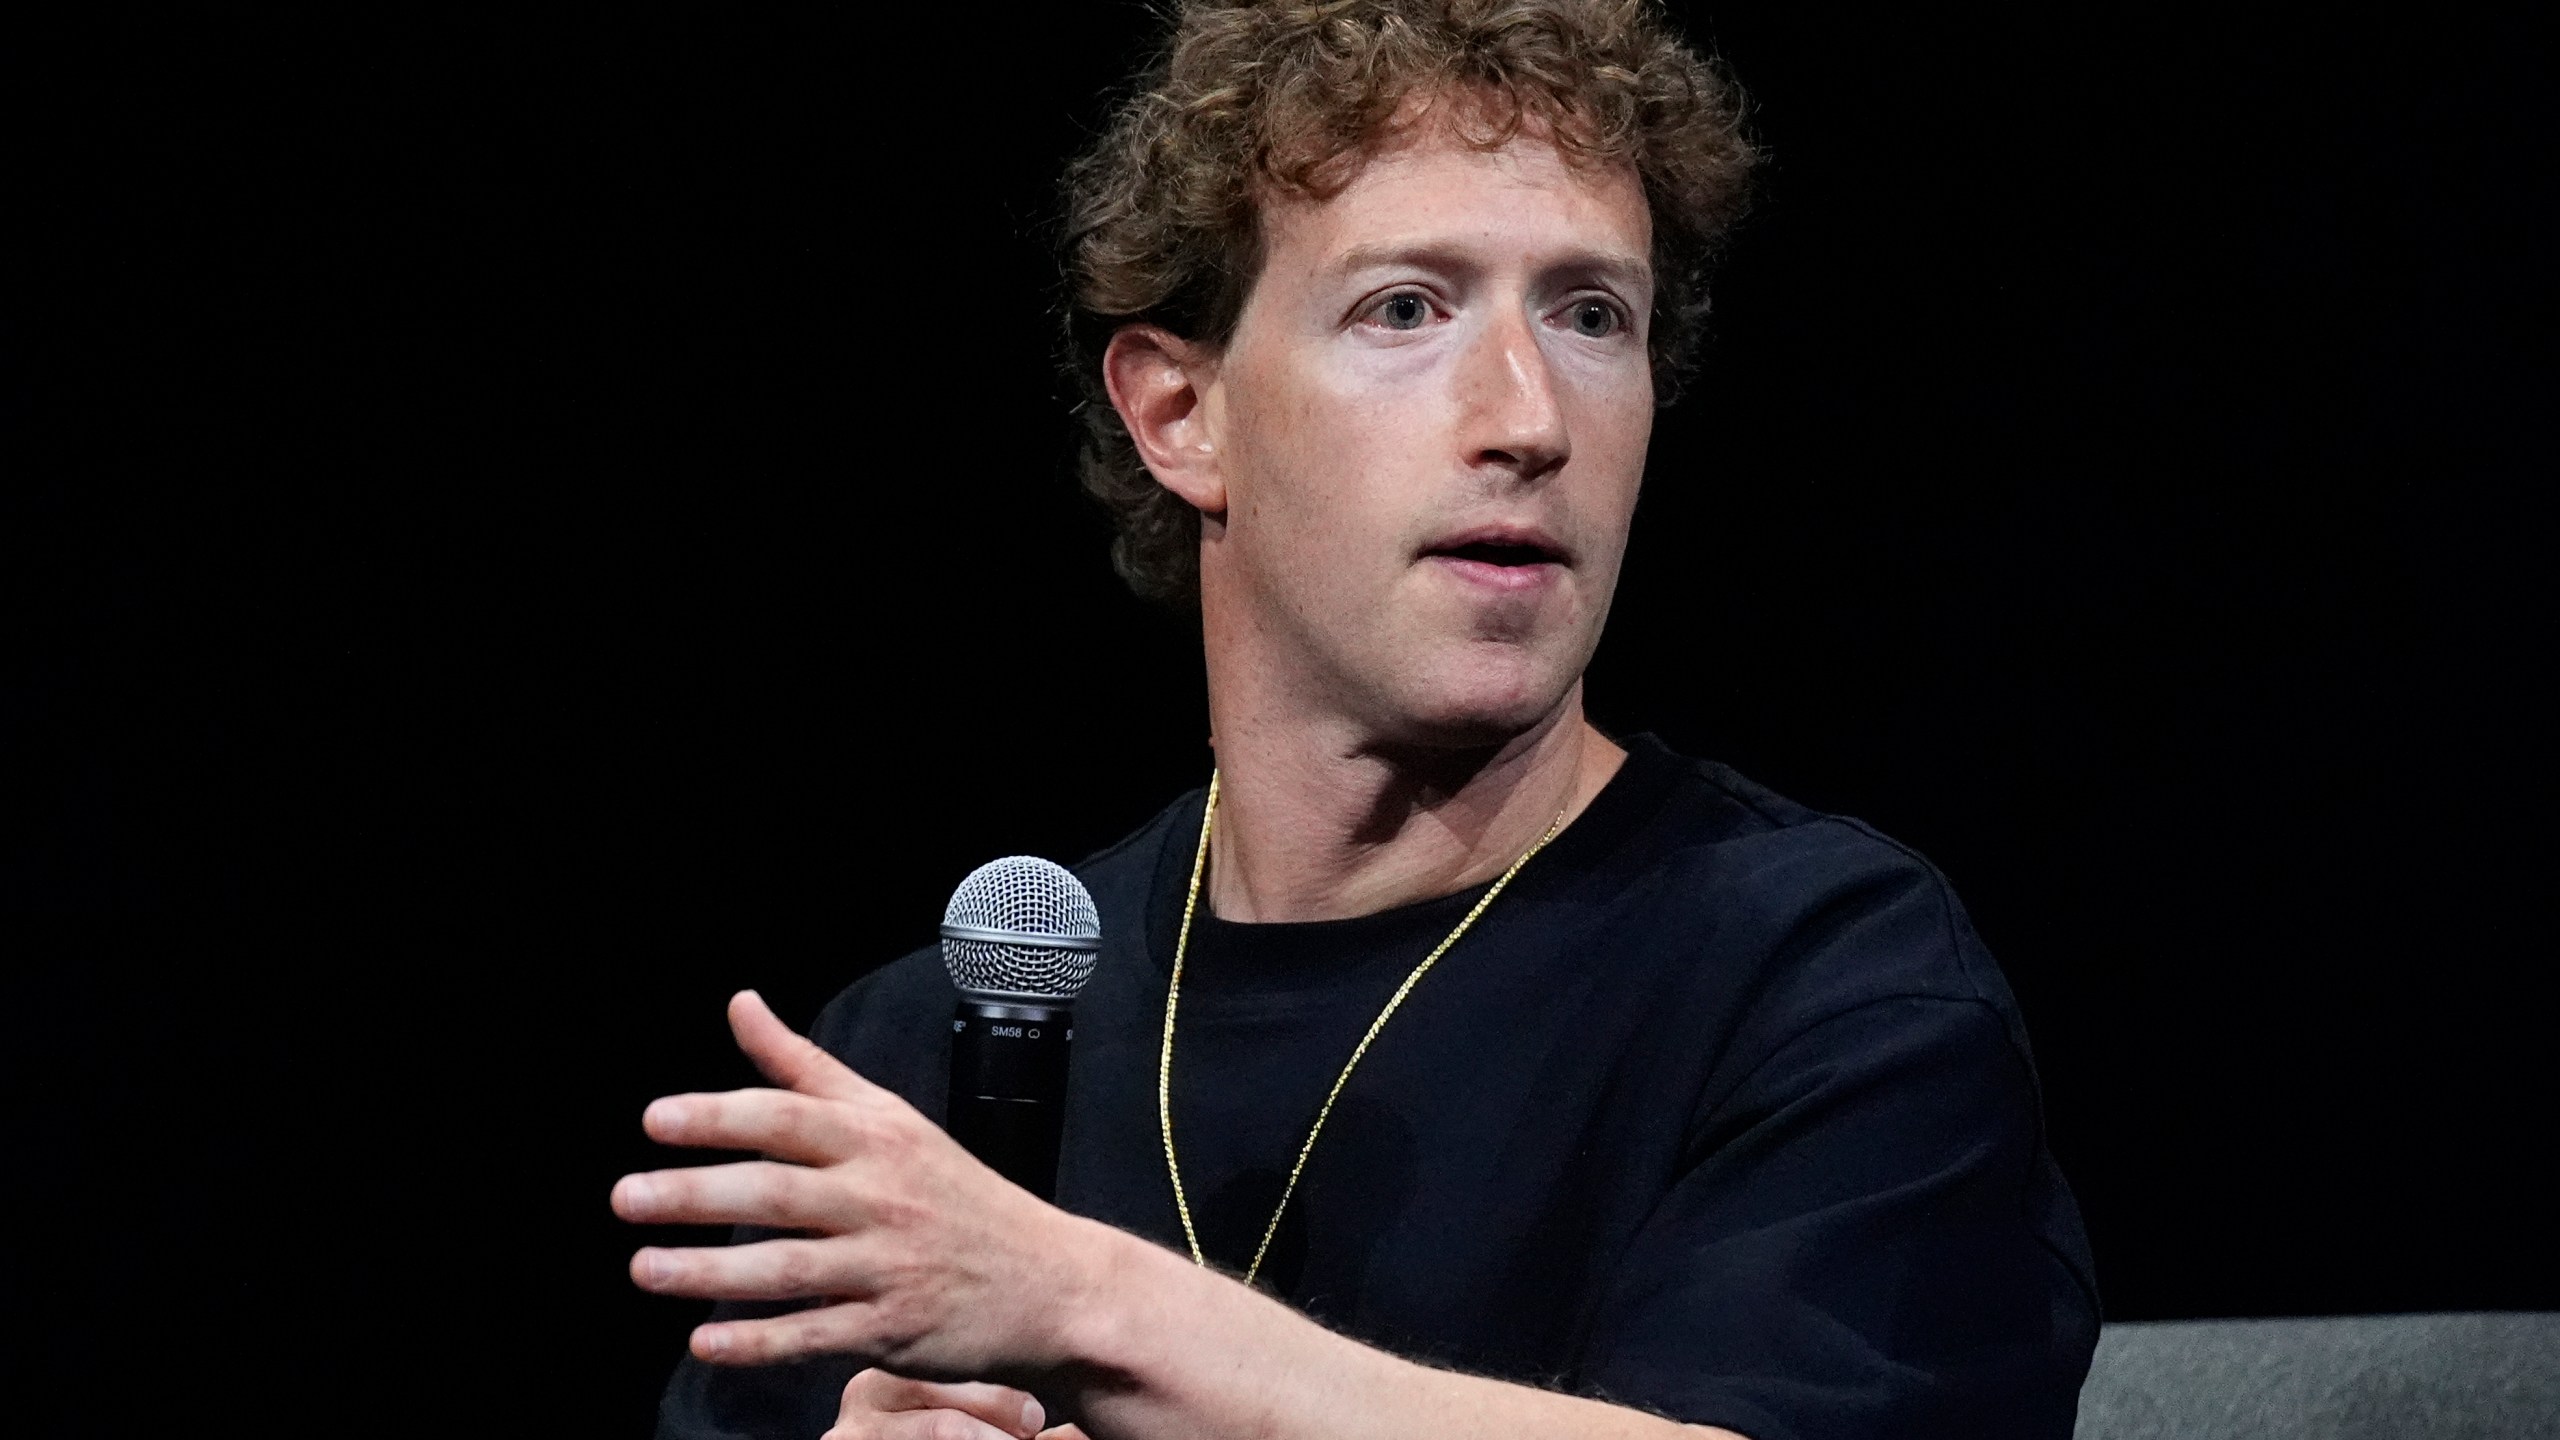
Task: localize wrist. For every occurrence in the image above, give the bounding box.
[1035,1214,1157,1375]
[1032,1221,1425,1440]
[1036,1216,1207,1405]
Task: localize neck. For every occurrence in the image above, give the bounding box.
[1199,678,1624,924]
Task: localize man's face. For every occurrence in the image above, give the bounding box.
[1202,119,1656,747]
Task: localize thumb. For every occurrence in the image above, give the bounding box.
[728,989,871,1102]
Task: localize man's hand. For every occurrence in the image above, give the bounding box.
[827,1369,1089,1440]
[622,992,1740,1440]
[612,990,1097,1377]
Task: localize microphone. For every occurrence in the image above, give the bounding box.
[939,856,1101,1202]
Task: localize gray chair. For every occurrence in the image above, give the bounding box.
[2076,1313,2559,1439]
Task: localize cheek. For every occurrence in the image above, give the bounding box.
[1300,347,1443,475]
[1234,353,1434,549]
[1558,367,1653,497]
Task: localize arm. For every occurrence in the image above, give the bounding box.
[617,991,1742,1440]
[1039,1228,1741,1440]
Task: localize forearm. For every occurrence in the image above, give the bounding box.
[1050,1218,1741,1440]
[617,998,1751,1438]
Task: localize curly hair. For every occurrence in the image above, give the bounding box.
[1061,0,1757,607]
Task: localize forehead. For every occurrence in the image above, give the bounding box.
[1256,122,1653,281]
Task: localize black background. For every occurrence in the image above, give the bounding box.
[8,5,2552,1434]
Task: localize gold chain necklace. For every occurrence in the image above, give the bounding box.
[1155,769,1567,1286]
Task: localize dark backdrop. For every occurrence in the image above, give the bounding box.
[9,5,2552,1434]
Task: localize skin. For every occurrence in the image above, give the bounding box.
[1120,106,1655,923]
[617,111,1747,1440]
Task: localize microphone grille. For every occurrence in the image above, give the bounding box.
[939,855,1101,1002]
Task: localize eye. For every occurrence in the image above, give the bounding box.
[1366,290,1434,331]
[1568,299,1625,338]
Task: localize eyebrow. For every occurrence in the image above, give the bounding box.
[1329,241,1654,293]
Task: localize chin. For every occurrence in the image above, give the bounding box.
[1368,652,1579,751]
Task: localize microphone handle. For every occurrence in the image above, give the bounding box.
[947,998,1072,1202]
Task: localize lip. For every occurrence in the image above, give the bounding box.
[1418,523,1571,595]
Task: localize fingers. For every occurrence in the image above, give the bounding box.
[826,1410,1021,1440]
[630,1234,871,1301]
[829,1416,1016,1440]
[692,1298,883,1367]
[613,1159,853,1230]
[731,989,874,1101]
[842,1369,1047,1438]
[642,1087,864,1164]
[1036,1428,1092,1439]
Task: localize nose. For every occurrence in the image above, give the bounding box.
[1459,308,1570,485]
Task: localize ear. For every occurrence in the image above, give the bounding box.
[1102,324,1226,515]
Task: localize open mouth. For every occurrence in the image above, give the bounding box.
[1434,539,1562,568]
[1421,529,1570,593]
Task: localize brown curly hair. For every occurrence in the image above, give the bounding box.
[1061,0,1757,607]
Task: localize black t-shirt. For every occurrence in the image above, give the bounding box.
[659,737,2100,1439]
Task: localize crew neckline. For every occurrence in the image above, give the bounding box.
[1140,732,1685,982]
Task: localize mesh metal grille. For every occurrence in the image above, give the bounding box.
[939,855,1101,1000]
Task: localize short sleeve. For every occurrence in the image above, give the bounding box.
[1576,995,2098,1440]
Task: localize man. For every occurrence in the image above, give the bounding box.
[621,3,2098,1436]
